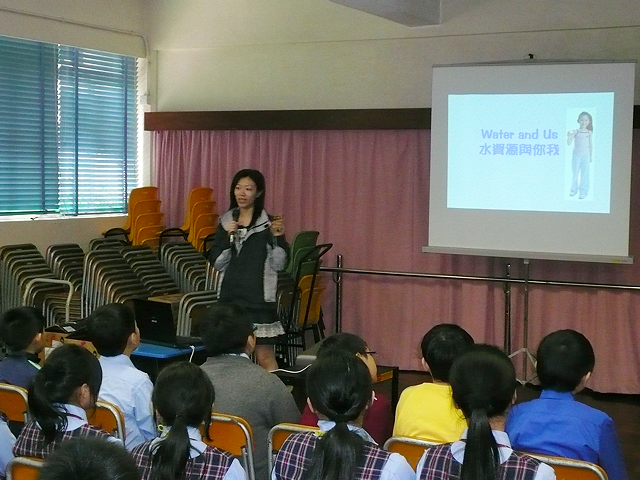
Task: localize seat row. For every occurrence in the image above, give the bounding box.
[0,381,255,480]
[267,423,607,480]
[0,240,214,333]
[13,423,606,480]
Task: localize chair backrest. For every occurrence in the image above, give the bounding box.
[132,212,165,232]
[87,400,126,441]
[0,383,29,423]
[524,452,608,480]
[191,200,215,220]
[195,225,216,252]
[131,199,162,218]
[133,223,166,246]
[188,213,218,244]
[203,412,255,480]
[285,231,319,277]
[268,423,319,475]
[383,436,440,471]
[6,456,43,480]
[286,231,319,269]
[181,187,214,231]
[124,187,159,231]
[294,274,325,328]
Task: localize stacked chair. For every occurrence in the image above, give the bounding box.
[103,186,218,252]
[275,231,332,366]
[103,186,159,243]
[159,241,218,336]
[179,187,218,252]
[82,247,150,317]
[0,237,216,344]
[120,245,180,296]
[101,186,168,249]
[0,244,76,326]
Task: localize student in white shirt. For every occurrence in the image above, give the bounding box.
[87,303,155,450]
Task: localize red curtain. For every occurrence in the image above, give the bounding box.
[153,129,640,393]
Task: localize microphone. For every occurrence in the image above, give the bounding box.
[229,208,240,244]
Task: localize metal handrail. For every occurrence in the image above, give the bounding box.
[322,263,640,291]
[322,254,640,374]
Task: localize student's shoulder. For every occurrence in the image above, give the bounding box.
[400,382,436,397]
[104,359,151,386]
[572,399,613,424]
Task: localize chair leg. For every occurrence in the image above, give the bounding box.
[312,324,322,343]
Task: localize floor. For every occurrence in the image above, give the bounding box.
[383,370,640,479]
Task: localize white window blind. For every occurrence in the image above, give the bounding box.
[0,36,137,216]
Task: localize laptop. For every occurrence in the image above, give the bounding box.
[131,299,203,348]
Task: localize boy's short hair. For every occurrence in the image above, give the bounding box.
[536,329,595,392]
[421,324,474,382]
[202,303,254,356]
[86,303,136,357]
[40,436,141,480]
[0,307,44,352]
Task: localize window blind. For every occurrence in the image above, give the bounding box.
[0,36,138,216]
[0,38,58,214]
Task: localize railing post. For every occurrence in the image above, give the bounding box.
[334,254,343,333]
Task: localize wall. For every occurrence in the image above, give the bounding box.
[0,215,126,252]
[144,0,640,111]
[0,0,145,57]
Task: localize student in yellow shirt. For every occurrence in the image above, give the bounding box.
[393,324,473,443]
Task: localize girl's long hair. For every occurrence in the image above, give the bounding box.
[151,362,214,480]
[28,344,102,444]
[449,344,517,480]
[301,352,372,480]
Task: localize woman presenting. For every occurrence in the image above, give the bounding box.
[209,169,288,370]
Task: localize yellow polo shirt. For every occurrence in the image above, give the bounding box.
[393,382,467,443]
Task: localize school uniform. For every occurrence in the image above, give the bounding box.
[131,426,245,480]
[506,390,627,480]
[415,429,555,480]
[0,352,40,389]
[13,404,116,458]
[98,354,156,450]
[300,393,393,445]
[272,421,414,480]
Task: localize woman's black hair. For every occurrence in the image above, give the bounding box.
[228,169,266,227]
[302,352,372,480]
[449,344,517,480]
[151,361,215,480]
[28,344,102,444]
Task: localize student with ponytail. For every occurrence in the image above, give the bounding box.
[272,352,413,480]
[299,333,393,445]
[416,344,555,480]
[14,344,115,458]
[131,362,245,480]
